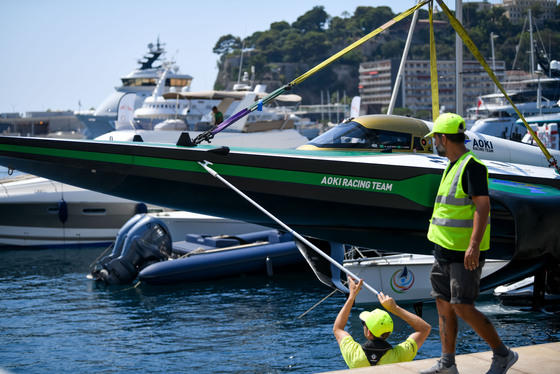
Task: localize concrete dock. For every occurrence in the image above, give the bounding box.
[319,342,560,373]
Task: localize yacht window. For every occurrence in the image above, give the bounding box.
[82,208,106,215]
[122,78,157,87]
[489,111,514,118]
[168,78,192,87]
[307,121,412,150]
[122,78,135,87]
[47,207,59,214]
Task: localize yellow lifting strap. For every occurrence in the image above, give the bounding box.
[289,0,430,87]
[429,1,440,121]
[435,0,559,171]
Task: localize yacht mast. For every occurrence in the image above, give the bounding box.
[455,0,463,115]
[529,8,535,76]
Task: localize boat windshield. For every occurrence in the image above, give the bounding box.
[306,121,412,150]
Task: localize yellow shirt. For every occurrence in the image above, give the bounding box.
[339,335,418,369]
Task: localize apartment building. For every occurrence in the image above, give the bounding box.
[497,0,556,24]
[358,59,506,117]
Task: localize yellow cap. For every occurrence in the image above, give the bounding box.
[359,309,393,337]
[425,113,466,137]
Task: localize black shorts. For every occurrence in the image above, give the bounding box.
[429,259,485,305]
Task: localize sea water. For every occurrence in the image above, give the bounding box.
[0,246,559,374]
[0,166,559,373]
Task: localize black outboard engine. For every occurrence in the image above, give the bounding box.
[90,214,172,285]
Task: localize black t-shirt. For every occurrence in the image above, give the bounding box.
[445,157,489,198]
[434,157,489,262]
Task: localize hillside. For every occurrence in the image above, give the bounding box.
[212,4,560,106]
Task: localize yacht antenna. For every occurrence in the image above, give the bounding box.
[529,8,535,76]
[455,0,463,115]
[237,41,245,84]
[507,16,528,88]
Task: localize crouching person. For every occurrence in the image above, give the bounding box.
[333,276,431,368]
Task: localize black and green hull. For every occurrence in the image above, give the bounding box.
[1,135,559,263]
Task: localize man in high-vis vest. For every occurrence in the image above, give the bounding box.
[421,113,518,374]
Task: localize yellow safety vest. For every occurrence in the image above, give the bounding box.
[427,151,490,251]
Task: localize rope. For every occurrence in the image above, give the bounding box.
[297,287,343,319]
[88,243,114,271]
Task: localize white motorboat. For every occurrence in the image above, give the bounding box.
[0,175,266,248]
[467,74,560,140]
[344,253,509,304]
[0,176,152,247]
[465,19,560,134]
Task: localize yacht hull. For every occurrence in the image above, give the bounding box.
[0,177,146,247]
[0,201,138,247]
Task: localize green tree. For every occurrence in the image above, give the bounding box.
[355,6,394,32]
[212,4,560,105]
[213,34,242,55]
[292,6,329,33]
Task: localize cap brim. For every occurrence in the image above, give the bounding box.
[359,311,370,321]
[424,130,435,138]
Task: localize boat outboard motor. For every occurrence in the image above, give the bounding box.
[90,214,172,285]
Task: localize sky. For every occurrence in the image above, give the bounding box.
[1,0,502,115]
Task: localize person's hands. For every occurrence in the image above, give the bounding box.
[464,245,480,270]
[377,291,398,313]
[348,276,363,299]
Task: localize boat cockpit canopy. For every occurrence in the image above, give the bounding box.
[298,115,433,153]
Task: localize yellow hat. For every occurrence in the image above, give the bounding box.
[359,309,393,337]
[425,113,466,137]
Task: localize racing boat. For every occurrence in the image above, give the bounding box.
[0,114,559,290]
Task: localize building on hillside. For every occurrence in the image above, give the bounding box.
[358,59,506,117]
[494,0,556,25]
[464,0,493,12]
